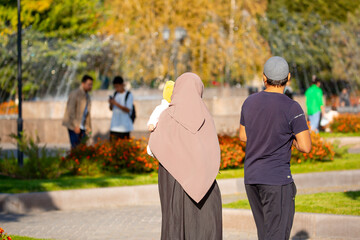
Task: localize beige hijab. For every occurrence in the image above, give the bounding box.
[149,72,221,203]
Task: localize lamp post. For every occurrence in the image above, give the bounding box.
[17,0,23,166]
[162,27,187,80]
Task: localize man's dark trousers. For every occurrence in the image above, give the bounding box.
[68,129,86,148]
[245,182,297,240]
[110,131,130,141]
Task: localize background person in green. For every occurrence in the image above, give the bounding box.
[305,75,325,132]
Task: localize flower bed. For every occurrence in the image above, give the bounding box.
[330,113,360,133]
[0,227,12,240]
[218,135,246,169]
[1,131,336,179]
[61,131,337,175]
[62,138,158,175]
[0,101,18,115]
[291,131,335,164]
[218,131,335,168]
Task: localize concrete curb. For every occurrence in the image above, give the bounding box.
[0,184,160,213]
[223,209,360,240]
[1,170,359,214]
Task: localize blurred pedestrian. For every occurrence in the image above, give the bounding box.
[149,73,223,240]
[320,106,339,132]
[109,76,134,141]
[339,88,350,107]
[62,74,93,148]
[284,79,294,99]
[239,56,311,240]
[305,75,326,132]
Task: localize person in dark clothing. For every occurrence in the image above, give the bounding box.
[339,88,350,107]
[148,73,222,240]
[239,56,311,240]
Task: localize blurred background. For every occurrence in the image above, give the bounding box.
[1,0,360,98]
[0,0,360,142]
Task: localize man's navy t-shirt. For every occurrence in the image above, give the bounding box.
[240,91,308,185]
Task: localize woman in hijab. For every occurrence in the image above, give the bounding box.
[148,72,222,240]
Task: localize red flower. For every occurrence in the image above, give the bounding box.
[7,236,12,240]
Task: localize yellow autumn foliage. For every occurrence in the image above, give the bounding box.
[101,0,271,84]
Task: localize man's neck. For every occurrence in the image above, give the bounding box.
[81,86,87,93]
[264,85,285,94]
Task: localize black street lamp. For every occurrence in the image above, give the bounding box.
[17,0,23,166]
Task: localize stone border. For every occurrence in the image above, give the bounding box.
[0,184,160,213]
[1,170,359,214]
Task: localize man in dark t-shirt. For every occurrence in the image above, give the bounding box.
[239,56,311,240]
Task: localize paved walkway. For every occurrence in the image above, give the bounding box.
[0,205,258,240]
[326,136,360,153]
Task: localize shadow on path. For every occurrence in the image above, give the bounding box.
[292,230,310,240]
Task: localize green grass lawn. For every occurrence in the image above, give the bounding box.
[223,191,360,216]
[217,152,360,179]
[0,171,158,194]
[8,236,53,240]
[1,153,359,194]
[319,132,360,138]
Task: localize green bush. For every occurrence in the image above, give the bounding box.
[0,133,63,179]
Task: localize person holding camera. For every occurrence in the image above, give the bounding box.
[109,76,134,141]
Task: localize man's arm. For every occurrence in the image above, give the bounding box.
[320,105,326,116]
[109,99,130,113]
[320,90,326,115]
[293,130,311,153]
[67,92,81,134]
[239,124,247,142]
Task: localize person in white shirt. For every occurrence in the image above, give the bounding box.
[109,76,134,140]
[321,106,339,132]
[147,80,174,156]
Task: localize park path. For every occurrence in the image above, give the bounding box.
[0,205,258,240]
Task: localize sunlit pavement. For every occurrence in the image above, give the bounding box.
[0,205,258,240]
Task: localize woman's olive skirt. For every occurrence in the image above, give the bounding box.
[158,164,223,240]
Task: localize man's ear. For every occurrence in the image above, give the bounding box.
[288,72,291,80]
[263,74,267,85]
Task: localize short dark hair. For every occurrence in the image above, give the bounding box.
[113,76,124,85]
[312,76,320,84]
[81,75,93,83]
[265,74,288,87]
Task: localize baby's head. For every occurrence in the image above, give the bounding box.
[163,80,175,103]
